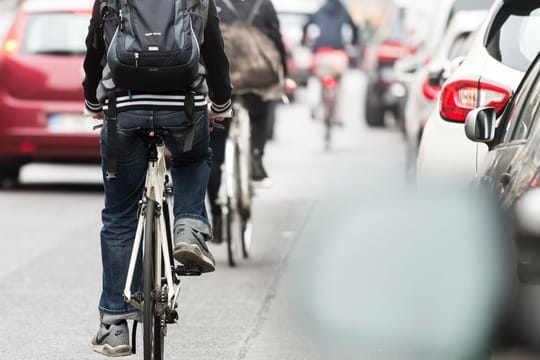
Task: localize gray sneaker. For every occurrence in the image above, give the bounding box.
[173,223,215,273]
[91,320,131,357]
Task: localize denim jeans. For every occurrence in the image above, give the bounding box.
[98,109,212,317]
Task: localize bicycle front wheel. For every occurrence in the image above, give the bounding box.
[143,201,164,360]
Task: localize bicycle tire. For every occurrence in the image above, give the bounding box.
[323,104,332,151]
[225,197,238,267]
[241,218,252,259]
[235,147,252,259]
[143,201,164,360]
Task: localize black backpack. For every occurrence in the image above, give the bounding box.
[99,0,208,93]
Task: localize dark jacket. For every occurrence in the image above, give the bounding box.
[215,0,288,77]
[82,0,232,114]
[303,0,359,51]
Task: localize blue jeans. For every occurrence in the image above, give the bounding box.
[98,109,212,317]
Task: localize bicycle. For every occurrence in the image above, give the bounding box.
[122,130,202,360]
[311,48,348,150]
[216,99,253,266]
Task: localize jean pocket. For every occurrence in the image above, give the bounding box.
[164,112,208,153]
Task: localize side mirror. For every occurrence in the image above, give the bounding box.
[464,107,496,143]
[427,65,445,87]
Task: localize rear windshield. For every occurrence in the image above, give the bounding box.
[486,4,540,72]
[21,12,90,55]
[452,0,493,11]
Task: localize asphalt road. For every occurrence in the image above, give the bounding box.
[0,71,429,360]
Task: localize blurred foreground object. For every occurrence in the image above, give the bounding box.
[287,182,515,359]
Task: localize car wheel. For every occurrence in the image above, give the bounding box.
[365,92,385,128]
[0,164,21,187]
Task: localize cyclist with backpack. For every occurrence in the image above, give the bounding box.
[82,0,232,356]
[207,0,290,242]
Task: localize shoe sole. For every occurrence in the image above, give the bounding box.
[173,244,215,273]
[92,344,131,357]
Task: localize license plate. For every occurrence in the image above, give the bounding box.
[48,113,101,134]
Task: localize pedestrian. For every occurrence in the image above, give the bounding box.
[82,0,232,356]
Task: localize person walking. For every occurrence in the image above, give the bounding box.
[82,0,232,356]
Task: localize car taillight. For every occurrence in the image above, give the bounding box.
[376,41,407,63]
[3,38,18,55]
[439,78,511,123]
[322,75,337,89]
[421,76,440,101]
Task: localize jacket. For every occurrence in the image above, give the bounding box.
[215,0,288,77]
[303,0,359,51]
[82,0,232,114]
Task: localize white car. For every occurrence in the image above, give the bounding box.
[417,0,540,186]
[402,8,488,176]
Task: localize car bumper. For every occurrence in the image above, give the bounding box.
[0,95,101,164]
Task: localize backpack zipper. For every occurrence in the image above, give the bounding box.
[134,52,139,67]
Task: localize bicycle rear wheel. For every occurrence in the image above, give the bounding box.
[323,104,332,151]
[143,201,164,360]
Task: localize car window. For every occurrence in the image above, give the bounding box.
[486,4,540,72]
[510,76,540,141]
[452,0,492,11]
[21,12,90,55]
[448,32,470,60]
[500,69,540,143]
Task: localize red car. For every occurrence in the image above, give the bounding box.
[0,0,99,184]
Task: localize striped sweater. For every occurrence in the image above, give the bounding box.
[82,0,232,115]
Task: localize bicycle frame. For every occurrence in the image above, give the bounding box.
[217,100,253,266]
[123,140,179,312]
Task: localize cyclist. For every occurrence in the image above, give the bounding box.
[82,0,231,356]
[303,0,359,129]
[302,0,359,54]
[208,0,290,242]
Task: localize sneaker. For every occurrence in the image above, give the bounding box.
[173,225,215,273]
[251,152,269,182]
[91,320,131,357]
[210,215,223,244]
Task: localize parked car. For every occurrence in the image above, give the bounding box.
[417,0,540,186]
[402,9,487,177]
[0,0,99,184]
[464,51,540,282]
[361,2,417,127]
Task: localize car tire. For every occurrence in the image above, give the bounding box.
[365,92,385,128]
[0,164,21,187]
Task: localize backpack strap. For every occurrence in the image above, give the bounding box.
[246,0,264,24]
[105,93,118,180]
[220,0,240,18]
[221,0,264,24]
[186,0,209,29]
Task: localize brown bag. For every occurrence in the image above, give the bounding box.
[219,0,282,93]
[221,22,281,91]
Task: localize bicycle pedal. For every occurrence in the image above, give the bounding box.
[166,310,179,324]
[175,265,202,276]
